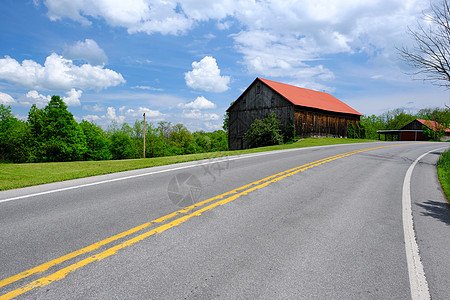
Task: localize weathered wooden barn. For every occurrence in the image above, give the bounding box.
[227,78,362,150]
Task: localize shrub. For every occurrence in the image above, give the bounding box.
[244,113,283,148]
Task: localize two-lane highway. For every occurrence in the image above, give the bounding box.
[1,142,449,299]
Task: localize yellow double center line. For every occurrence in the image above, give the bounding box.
[0,144,401,299]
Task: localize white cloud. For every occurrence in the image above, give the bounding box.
[0,91,15,105]
[178,96,216,109]
[64,88,82,106]
[24,90,51,108]
[42,0,430,89]
[83,104,104,112]
[204,121,223,131]
[132,85,163,91]
[106,107,125,122]
[182,109,219,120]
[0,53,125,91]
[63,39,108,66]
[125,106,165,118]
[82,114,101,122]
[45,0,193,35]
[185,56,230,92]
[22,89,82,107]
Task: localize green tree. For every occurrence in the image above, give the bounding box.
[39,96,87,161]
[109,131,138,159]
[80,120,111,160]
[244,113,283,148]
[0,105,33,162]
[169,123,195,154]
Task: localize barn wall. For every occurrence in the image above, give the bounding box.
[228,80,294,150]
[401,120,423,130]
[294,109,360,138]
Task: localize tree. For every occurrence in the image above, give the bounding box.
[109,131,137,159]
[0,105,33,162]
[244,113,283,148]
[39,96,87,161]
[80,120,111,160]
[399,0,450,90]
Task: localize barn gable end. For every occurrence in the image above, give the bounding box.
[227,78,361,150]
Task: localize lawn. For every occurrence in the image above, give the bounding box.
[0,137,376,191]
[437,149,450,202]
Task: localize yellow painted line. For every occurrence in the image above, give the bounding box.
[0,149,362,290]
[0,144,403,299]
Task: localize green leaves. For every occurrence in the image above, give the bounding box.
[244,113,283,148]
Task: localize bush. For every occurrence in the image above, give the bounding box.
[244,113,283,148]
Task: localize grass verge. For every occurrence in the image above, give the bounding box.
[437,149,450,202]
[0,138,375,191]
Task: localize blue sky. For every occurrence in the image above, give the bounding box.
[0,0,448,131]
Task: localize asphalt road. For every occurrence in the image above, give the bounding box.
[0,141,449,299]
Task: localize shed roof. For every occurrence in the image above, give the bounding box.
[257,78,362,116]
[416,119,450,133]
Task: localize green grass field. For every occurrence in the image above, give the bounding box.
[437,149,450,202]
[0,138,377,191]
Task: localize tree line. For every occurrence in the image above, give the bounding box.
[360,107,450,140]
[0,96,227,163]
[1,95,449,163]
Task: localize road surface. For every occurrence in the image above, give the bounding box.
[0,141,449,299]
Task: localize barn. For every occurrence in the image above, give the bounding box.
[227,78,362,150]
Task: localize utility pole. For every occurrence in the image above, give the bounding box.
[143,113,146,158]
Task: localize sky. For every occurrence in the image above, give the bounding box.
[0,0,449,132]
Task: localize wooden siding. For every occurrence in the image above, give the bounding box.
[228,79,360,150]
[400,120,423,130]
[228,80,293,150]
[294,109,358,138]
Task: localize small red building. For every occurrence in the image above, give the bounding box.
[377,119,450,141]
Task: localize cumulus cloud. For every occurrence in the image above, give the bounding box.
[0,91,15,105]
[83,103,104,112]
[178,96,216,109]
[45,0,193,35]
[185,56,230,92]
[82,114,101,122]
[0,53,125,91]
[106,107,125,123]
[43,0,429,89]
[125,106,165,118]
[182,109,219,121]
[63,39,108,66]
[64,88,83,106]
[22,89,82,107]
[83,105,165,125]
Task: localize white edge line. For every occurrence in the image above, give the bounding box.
[402,146,448,300]
[0,142,414,204]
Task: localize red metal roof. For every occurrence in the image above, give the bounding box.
[258,78,362,116]
[416,119,450,132]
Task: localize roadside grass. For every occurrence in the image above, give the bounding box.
[0,137,376,191]
[437,149,450,202]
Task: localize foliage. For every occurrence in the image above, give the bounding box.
[281,118,296,143]
[222,101,234,133]
[348,122,366,139]
[109,131,138,160]
[80,120,111,160]
[437,150,450,201]
[0,137,374,191]
[244,113,283,148]
[422,123,446,141]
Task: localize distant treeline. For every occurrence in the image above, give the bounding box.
[360,107,450,140]
[1,96,449,163]
[0,96,227,163]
